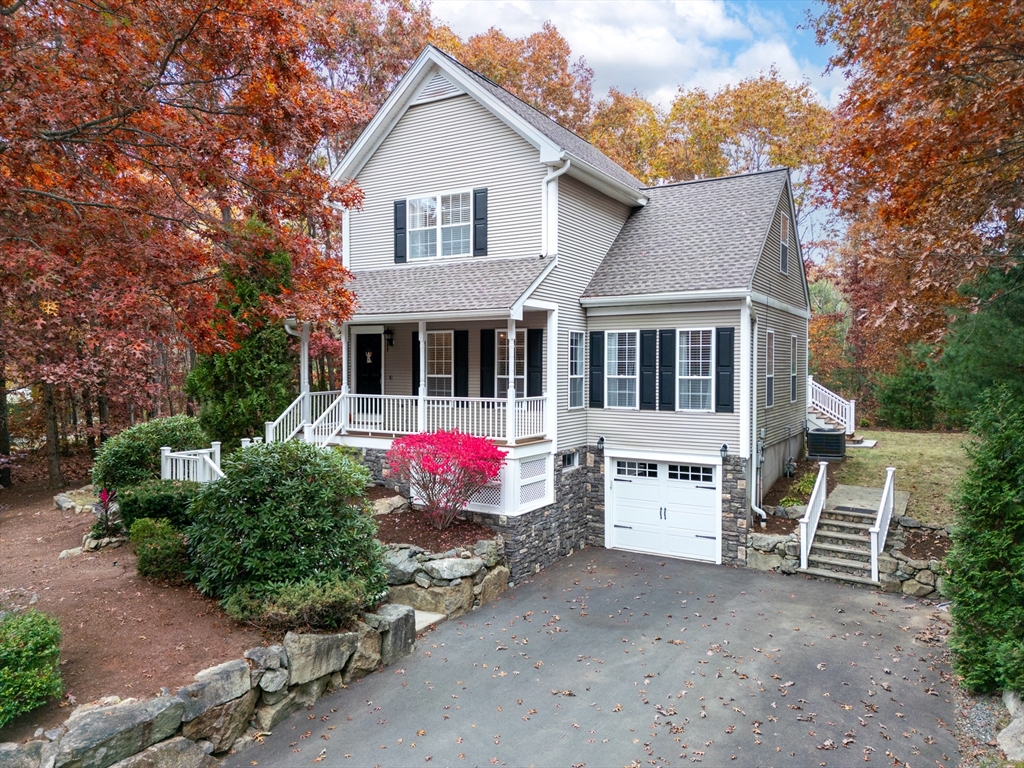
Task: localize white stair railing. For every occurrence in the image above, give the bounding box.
[808,375,856,435]
[160,443,224,484]
[303,392,347,446]
[869,467,897,582]
[265,392,307,443]
[799,461,829,569]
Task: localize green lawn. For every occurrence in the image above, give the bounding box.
[832,430,969,526]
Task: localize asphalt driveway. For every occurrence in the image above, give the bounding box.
[226,548,958,768]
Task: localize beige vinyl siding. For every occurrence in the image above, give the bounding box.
[346,314,548,399]
[534,176,632,451]
[586,308,742,456]
[754,302,808,491]
[751,190,810,312]
[349,94,546,269]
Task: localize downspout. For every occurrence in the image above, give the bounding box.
[541,159,571,256]
[747,297,767,528]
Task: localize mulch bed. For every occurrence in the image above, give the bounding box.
[760,515,798,536]
[899,528,952,561]
[762,458,841,508]
[374,506,496,552]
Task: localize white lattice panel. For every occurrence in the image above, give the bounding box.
[520,479,545,505]
[520,457,546,480]
[472,483,502,507]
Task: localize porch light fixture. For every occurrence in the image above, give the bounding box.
[383,327,395,347]
[720,443,729,460]
[597,436,605,448]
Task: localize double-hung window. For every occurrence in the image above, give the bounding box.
[426,331,453,397]
[790,335,798,402]
[496,330,525,397]
[606,331,637,408]
[766,330,775,408]
[678,329,713,410]
[408,191,472,259]
[780,214,790,274]
[568,332,585,409]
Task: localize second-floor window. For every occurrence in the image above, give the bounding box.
[408,191,472,259]
[606,331,637,408]
[569,331,585,409]
[678,329,713,411]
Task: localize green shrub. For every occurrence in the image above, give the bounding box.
[872,357,936,430]
[185,441,386,608]
[946,387,1024,693]
[119,480,200,530]
[130,518,188,582]
[92,416,208,489]
[0,610,63,728]
[223,573,367,631]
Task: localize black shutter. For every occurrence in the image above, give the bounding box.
[480,329,495,398]
[640,330,657,410]
[589,331,604,408]
[658,329,675,411]
[715,327,734,413]
[454,330,469,398]
[411,331,420,395]
[472,188,488,256]
[394,200,407,263]
[527,328,543,397]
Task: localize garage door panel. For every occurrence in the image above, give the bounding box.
[612,524,662,554]
[663,530,718,562]
[665,511,716,536]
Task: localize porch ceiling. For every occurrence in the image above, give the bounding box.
[349,255,551,319]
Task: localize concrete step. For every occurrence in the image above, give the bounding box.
[814,529,870,547]
[807,553,874,577]
[810,541,872,563]
[414,610,447,633]
[817,519,874,536]
[799,567,879,587]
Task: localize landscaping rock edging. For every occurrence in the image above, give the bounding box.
[0,608,416,768]
[998,690,1024,762]
[748,512,949,600]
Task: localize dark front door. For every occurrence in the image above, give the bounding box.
[355,334,382,395]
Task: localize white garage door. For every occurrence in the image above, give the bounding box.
[609,459,719,562]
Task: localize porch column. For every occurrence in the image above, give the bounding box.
[545,307,557,448]
[300,322,311,423]
[341,322,349,394]
[506,318,517,445]
[418,320,427,433]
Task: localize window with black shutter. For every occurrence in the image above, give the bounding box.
[715,327,734,413]
[588,331,604,408]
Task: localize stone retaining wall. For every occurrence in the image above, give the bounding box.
[0,605,417,768]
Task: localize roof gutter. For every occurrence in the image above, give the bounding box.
[581,288,751,308]
[563,153,649,207]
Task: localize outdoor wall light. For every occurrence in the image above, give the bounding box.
[383,327,395,347]
[597,436,605,448]
[720,443,729,460]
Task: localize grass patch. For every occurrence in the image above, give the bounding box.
[832,430,967,525]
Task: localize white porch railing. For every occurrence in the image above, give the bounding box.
[798,461,829,569]
[425,397,507,439]
[808,375,856,435]
[515,396,546,441]
[160,442,224,484]
[869,467,897,582]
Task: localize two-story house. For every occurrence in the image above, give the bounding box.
[266,46,816,582]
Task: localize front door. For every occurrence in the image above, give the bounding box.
[355,334,382,395]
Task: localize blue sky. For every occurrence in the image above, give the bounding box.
[431,0,841,108]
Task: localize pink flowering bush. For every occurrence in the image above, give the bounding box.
[387,431,506,530]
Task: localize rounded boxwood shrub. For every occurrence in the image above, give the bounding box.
[119,480,201,530]
[0,609,63,728]
[185,441,386,607]
[92,416,208,489]
[129,518,188,583]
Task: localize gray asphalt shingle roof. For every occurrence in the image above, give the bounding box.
[583,169,790,298]
[434,47,642,191]
[350,256,551,317]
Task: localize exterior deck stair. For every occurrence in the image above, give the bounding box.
[801,504,888,586]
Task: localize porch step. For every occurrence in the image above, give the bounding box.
[817,518,873,535]
[813,529,870,547]
[807,553,874,577]
[799,567,879,587]
[809,541,872,563]
[820,508,878,526]
[414,610,447,633]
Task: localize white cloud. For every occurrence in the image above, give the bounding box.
[431,0,838,108]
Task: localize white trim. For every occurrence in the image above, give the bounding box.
[766,328,776,409]
[341,209,351,269]
[568,331,585,410]
[752,292,810,319]
[510,256,558,320]
[676,328,715,413]
[350,309,513,324]
[780,212,790,275]
[352,324,385,335]
[739,300,751,459]
[603,446,723,465]
[521,297,558,312]
[604,330,640,410]
[582,290,809,318]
[790,334,798,403]
[563,153,648,207]
[585,300,743,318]
[546,306,558,452]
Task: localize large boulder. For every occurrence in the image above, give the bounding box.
[745,550,783,572]
[421,557,484,581]
[473,540,503,568]
[258,668,289,693]
[283,631,358,686]
[998,716,1024,762]
[475,566,510,605]
[342,621,382,682]
[364,604,416,666]
[243,646,285,671]
[175,659,250,722]
[383,549,421,586]
[373,495,408,516]
[254,677,329,731]
[0,741,43,768]
[389,580,474,618]
[57,697,184,768]
[747,532,789,553]
[901,579,933,598]
[108,737,217,768]
[181,689,258,753]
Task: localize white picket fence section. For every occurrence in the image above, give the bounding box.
[160,442,224,484]
[798,461,829,570]
[808,375,856,435]
[869,467,897,582]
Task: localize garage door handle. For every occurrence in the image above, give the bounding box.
[696,534,716,540]
[613,478,632,483]
[614,524,633,530]
[696,485,716,490]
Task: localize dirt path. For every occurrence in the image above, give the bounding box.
[0,483,267,744]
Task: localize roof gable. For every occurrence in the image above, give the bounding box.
[582,168,791,299]
[331,46,646,206]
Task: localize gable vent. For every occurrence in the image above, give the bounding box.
[413,71,463,104]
